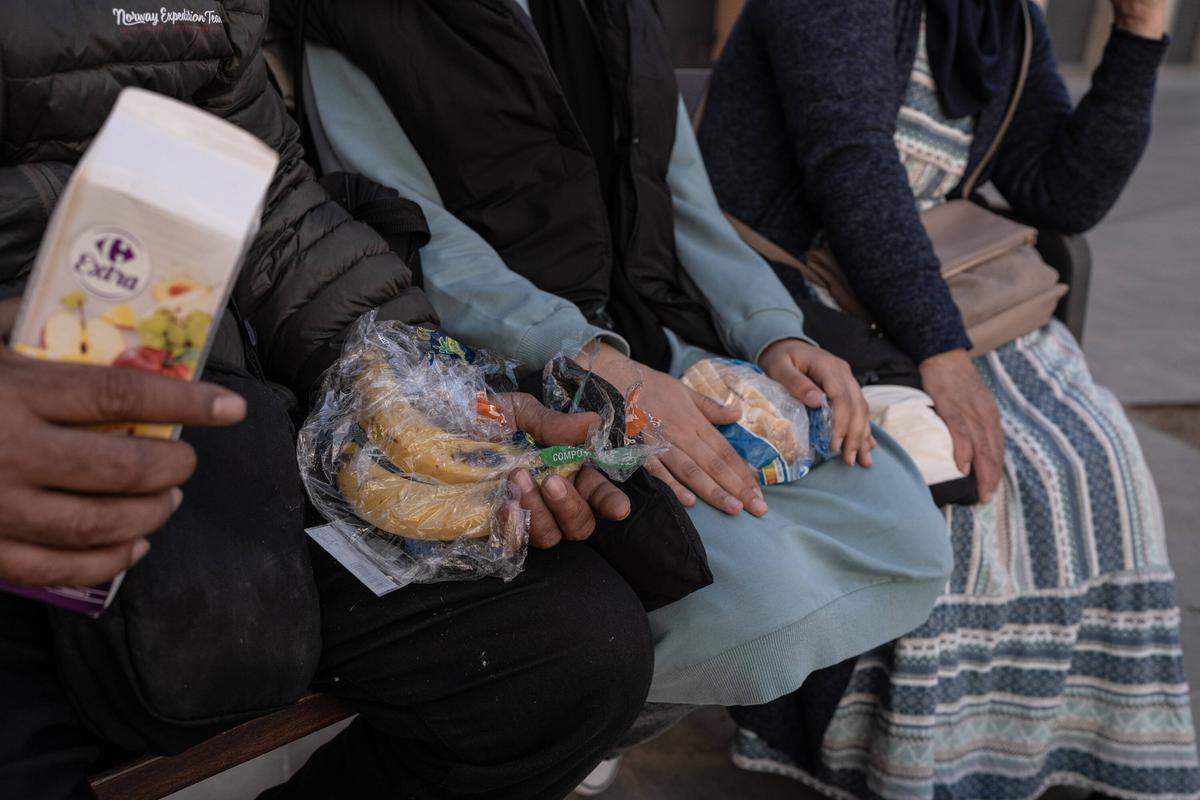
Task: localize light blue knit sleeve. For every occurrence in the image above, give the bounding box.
[304,44,627,373]
[666,99,814,362]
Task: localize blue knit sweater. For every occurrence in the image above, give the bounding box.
[699,0,1168,362]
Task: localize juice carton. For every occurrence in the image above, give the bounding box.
[0,87,279,616]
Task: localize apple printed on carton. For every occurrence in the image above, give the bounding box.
[18,279,215,383]
[38,290,129,365]
[13,278,217,440]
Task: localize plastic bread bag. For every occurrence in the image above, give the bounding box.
[297,314,663,588]
[681,357,834,485]
[541,338,670,482]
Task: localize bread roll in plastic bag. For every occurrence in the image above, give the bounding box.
[682,357,834,485]
[298,313,663,588]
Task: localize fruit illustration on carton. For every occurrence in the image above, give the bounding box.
[102,304,138,329]
[35,291,126,365]
[19,281,214,382]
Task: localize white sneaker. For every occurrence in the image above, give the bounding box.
[574,756,623,796]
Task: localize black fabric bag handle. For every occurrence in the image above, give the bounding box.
[316,171,431,287]
[517,363,713,611]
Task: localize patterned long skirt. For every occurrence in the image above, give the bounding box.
[735,320,1200,800]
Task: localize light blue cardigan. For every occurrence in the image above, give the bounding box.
[304,0,809,373]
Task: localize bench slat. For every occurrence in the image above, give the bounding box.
[89,693,353,800]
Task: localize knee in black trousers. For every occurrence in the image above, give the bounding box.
[269,542,653,800]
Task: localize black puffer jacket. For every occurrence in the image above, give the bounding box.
[0,0,437,397]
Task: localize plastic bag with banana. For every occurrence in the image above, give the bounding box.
[297,313,665,588]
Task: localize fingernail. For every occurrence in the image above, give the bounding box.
[723,496,743,514]
[170,488,183,510]
[544,476,567,500]
[749,498,768,516]
[805,390,824,406]
[514,471,535,493]
[212,394,246,423]
[131,539,151,563]
[681,491,697,506]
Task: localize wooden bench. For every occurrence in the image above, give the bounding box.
[88,693,353,800]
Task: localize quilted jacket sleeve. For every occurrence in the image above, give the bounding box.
[0,162,74,293]
[193,1,437,399]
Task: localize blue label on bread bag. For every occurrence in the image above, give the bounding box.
[807,405,835,460]
[718,422,812,486]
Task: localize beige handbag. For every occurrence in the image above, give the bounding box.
[729,1,1066,357]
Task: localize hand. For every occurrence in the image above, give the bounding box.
[758,338,875,467]
[498,393,630,549]
[1110,0,1167,38]
[919,348,1004,503]
[583,344,767,518]
[0,298,247,588]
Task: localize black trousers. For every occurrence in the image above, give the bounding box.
[0,542,653,800]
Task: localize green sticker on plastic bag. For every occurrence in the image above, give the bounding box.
[592,446,643,473]
[539,446,592,468]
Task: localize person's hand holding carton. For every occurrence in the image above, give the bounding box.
[0,296,246,587]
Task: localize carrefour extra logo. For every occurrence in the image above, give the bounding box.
[69,227,152,301]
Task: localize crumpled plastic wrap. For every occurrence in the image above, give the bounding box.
[681,357,834,485]
[541,339,669,480]
[297,314,664,588]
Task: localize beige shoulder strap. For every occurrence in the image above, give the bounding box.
[959,1,1034,199]
[724,213,807,271]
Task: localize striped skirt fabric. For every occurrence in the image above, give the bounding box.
[735,321,1200,799]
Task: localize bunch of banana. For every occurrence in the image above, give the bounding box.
[362,398,540,484]
[336,443,500,541]
[336,359,584,541]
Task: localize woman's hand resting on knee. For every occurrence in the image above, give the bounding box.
[582,339,874,518]
[758,339,875,468]
[584,343,767,518]
[919,349,1005,503]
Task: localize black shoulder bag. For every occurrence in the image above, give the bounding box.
[49,310,322,755]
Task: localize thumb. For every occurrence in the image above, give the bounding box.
[505,393,600,445]
[944,418,975,477]
[688,387,742,425]
[771,362,825,408]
